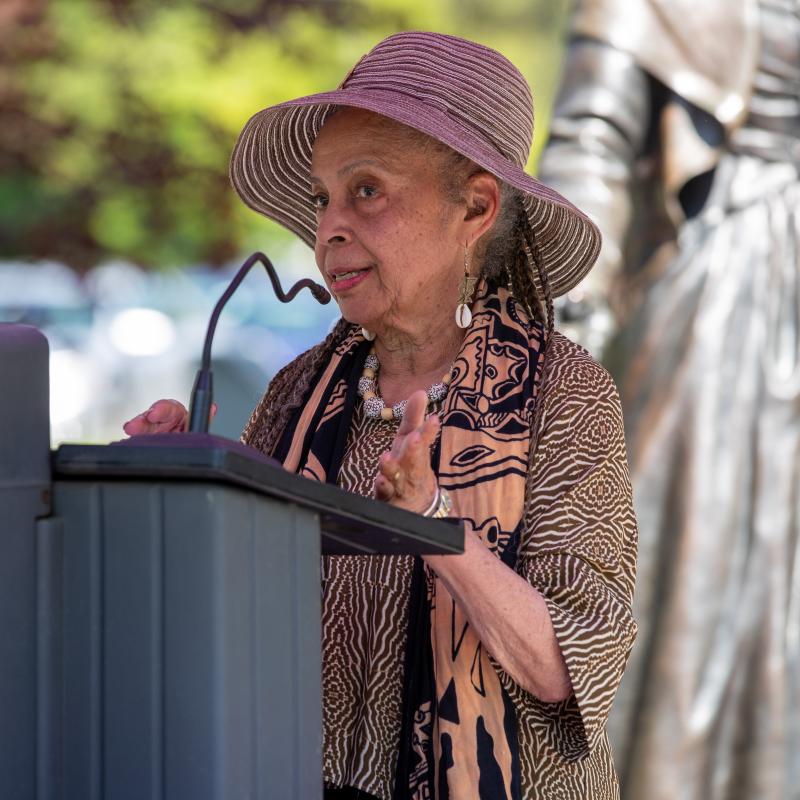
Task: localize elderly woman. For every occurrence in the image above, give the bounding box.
[124,32,637,800]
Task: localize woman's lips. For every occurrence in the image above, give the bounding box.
[330,267,371,293]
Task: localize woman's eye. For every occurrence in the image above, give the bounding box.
[356,185,378,199]
[311,193,328,209]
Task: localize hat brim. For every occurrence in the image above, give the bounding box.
[229,88,601,298]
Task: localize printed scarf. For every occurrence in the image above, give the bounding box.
[277,282,544,798]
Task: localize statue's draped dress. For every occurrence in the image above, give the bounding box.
[539,1,800,797]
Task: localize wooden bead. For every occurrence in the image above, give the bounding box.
[362,367,376,379]
[363,391,376,400]
[380,407,394,421]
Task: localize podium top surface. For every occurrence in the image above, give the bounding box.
[53,435,463,556]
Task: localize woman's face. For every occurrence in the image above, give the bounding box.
[310,109,465,336]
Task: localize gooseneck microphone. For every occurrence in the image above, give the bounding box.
[187,252,331,433]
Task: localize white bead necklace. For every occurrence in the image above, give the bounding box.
[358,349,453,421]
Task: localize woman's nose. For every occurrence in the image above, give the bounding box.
[315,198,353,247]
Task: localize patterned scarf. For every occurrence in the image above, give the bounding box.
[276,282,545,799]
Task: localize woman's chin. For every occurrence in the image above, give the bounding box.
[342,314,379,333]
[338,305,380,332]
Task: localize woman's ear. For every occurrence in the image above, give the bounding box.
[462,172,500,247]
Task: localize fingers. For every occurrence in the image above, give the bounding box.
[123,399,188,436]
[122,415,152,436]
[376,425,438,512]
[122,399,218,437]
[385,409,440,474]
[374,472,396,502]
[376,393,441,508]
[377,452,404,496]
[374,453,437,514]
[145,399,185,424]
[392,393,437,459]
[396,390,428,435]
[396,418,439,464]
[420,411,440,447]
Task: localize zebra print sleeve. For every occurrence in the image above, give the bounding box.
[502,332,638,763]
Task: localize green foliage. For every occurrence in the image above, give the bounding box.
[0,0,569,270]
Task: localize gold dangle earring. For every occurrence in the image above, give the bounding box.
[455,245,478,329]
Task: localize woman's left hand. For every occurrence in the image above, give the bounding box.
[374,389,440,514]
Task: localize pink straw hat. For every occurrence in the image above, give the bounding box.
[229,31,601,298]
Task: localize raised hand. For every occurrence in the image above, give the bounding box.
[122,399,217,436]
[374,389,440,514]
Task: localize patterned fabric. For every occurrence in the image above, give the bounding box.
[242,288,638,799]
[322,407,415,797]
[505,332,639,796]
[420,284,543,798]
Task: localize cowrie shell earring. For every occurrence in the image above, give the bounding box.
[455,246,477,329]
[361,327,375,341]
[455,303,472,329]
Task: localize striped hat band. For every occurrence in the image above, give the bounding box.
[229,31,601,298]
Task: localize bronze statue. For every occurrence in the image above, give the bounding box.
[539,1,800,798]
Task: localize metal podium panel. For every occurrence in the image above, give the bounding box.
[54,438,464,556]
[49,480,322,800]
[0,324,51,799]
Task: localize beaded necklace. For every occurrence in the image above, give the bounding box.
[357,348,453,421]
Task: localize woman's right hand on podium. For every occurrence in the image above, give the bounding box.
[122,399,216,436]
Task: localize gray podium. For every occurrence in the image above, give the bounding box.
[0,324,463,800]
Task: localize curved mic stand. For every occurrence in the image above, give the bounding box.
[188,252,331,433]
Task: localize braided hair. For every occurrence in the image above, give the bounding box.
[479,184,554,342]
[241,316,356,455]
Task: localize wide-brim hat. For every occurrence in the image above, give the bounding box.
[229,31,601,298]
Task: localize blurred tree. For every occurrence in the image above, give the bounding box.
[0,0,569,271]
